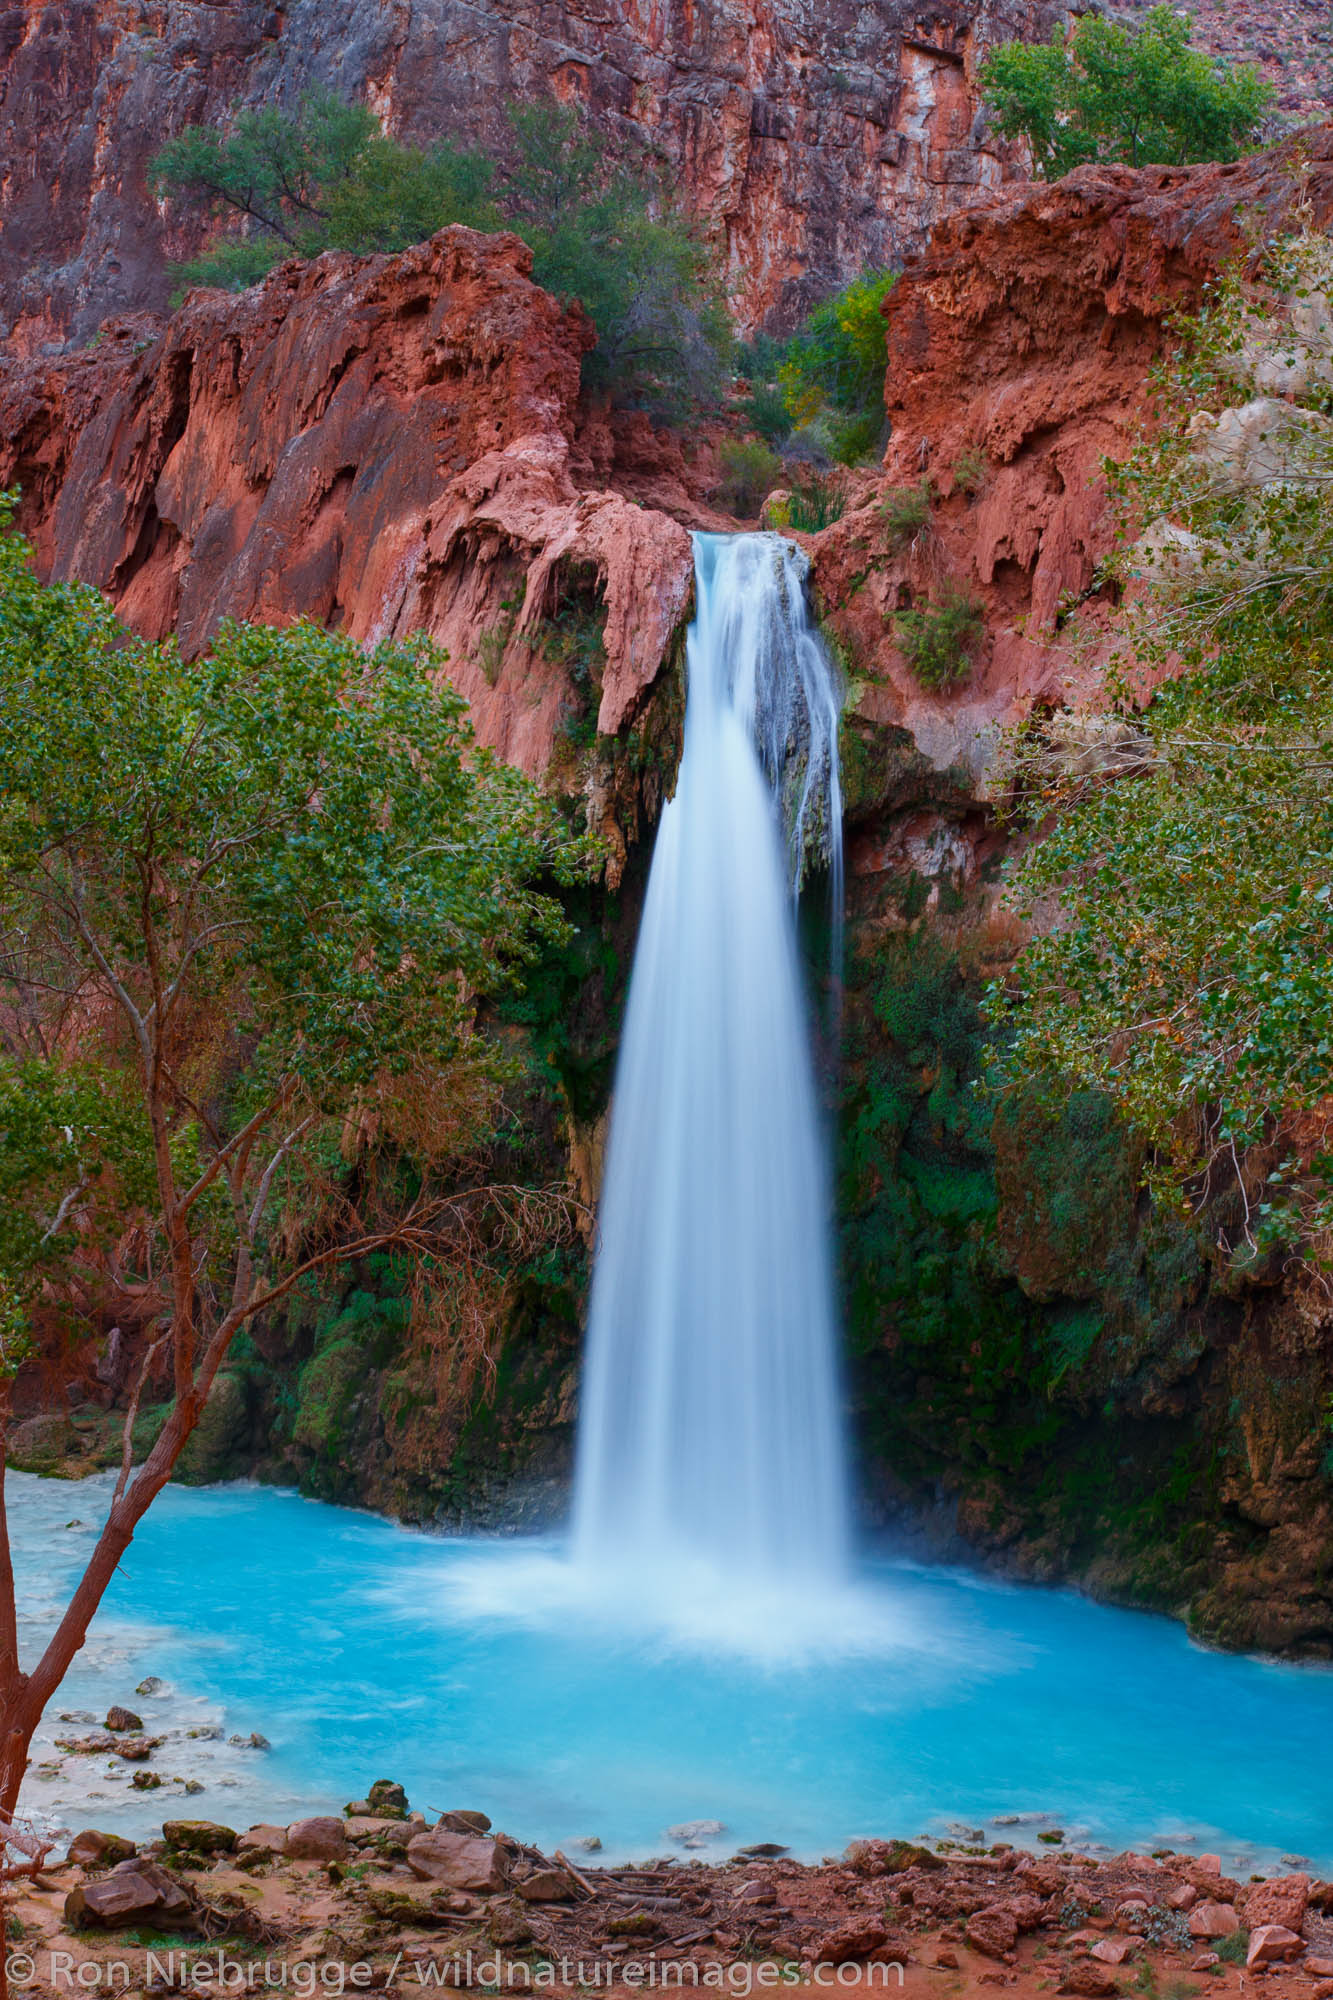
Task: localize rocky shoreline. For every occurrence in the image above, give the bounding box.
[11,1790,1333,1999]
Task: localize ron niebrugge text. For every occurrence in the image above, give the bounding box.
[8,1949,906,1993]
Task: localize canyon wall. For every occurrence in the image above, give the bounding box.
[812,127,1333,1661]
[6,123,1333,1653]
[0,0,1070,351]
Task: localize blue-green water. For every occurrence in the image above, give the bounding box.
[11,1471,1333,1869]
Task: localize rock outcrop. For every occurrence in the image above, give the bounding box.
[0,226,695,781]
[0,0,1071,350]
[814,126,1333,791]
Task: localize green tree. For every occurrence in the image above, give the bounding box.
[502,102,732,414]
[0,504,590,1826]
[778,270,896,426]
[734,270,894,466]
[981,7,1273,177]
[991,230,1333,1254]
[152,89,498,289]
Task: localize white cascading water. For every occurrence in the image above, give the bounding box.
[572,530,849,1587]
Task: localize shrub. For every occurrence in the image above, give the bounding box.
[879,479,933,550]
[827,408,886,466]
[715,437,783,517]
[895,586,985,689]
[952,447,989,497]
[767,478,846,534]
[981,6,1273,177]
[778,270,896,426]
[502,103,732,416]
[743,380,794,446]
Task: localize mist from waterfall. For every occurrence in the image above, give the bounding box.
[572,531,849,1589]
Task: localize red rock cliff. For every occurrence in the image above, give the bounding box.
[812,126,1333,810]
[0,226,695,784]
[0,0,1068,350]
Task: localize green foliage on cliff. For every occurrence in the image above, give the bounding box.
[504,103,732,415]
[777,271,896,431]
[981,7,1273,176]
[0,502,591,1372]
[840,932,1060,1478]
[895,586,985,690]
[153,93,731,415]
[840,927,1222,1590]
[738,270,895,467]
[153,91,499,279]
[992,230,1333,1249]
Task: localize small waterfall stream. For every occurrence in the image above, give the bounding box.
[572,531,849,1585]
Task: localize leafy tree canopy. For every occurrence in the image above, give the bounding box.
[0,500,590,1370]
[735,270,895,469]
[981,7,1273,177]
[990,230,1333,1255]
[152,90,499,284]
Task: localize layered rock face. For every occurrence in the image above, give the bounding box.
[0,226,695,783]
[815,128,1333,1660]
[7,104,1333,1649]
[0,0,1067,350]
[815,128,1333,784]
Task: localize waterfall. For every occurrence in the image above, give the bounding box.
[572,531,849,1586]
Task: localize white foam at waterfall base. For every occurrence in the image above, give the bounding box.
[431,1537,957,1665]
[572,531,849,1604]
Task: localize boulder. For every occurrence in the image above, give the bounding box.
[1306,1957,1333,1978]
[1188,1900,1239,1938]
[847,1838,943,1876]
[1243,1873,1310,1933]
[812,1919,888,1962]
[516,1869,577,1903]
[406,1829,508,1891]
[664,1819,726,1848]
[66,1830,136,1868]
[487,1897,536,1948]
[1058,1968,1119,1998]
[105,1707,143,1732]
[965,1906,1019,1960]
[285,1817,348,1862]
[345,1816,411,1849]
[7,1412,74,1471]
[1089,1940,1130,1965]
[66,1858,192,1929]
[366,1779,409,1818]
[1166,1883,1198,1911]
[437,1809,493,1834]
[1247,1924,1304,1967]
[56,1730,160,1759]
[162,1820,238,1856]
